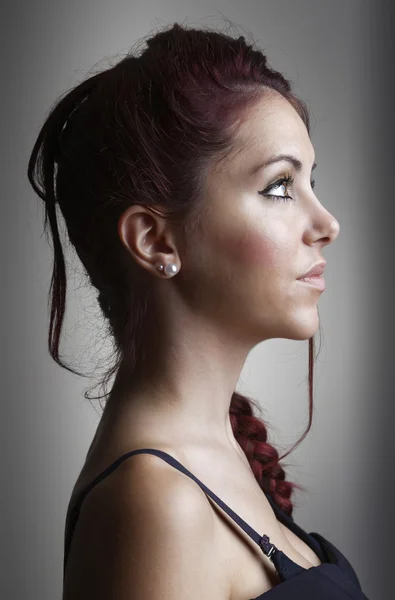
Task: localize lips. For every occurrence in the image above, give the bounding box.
[297,261,326,279]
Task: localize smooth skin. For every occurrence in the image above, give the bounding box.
[63,90,340,599]
[63,454,231,599]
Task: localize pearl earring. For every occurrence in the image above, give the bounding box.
[156,262,179,276]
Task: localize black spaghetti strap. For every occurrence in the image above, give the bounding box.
[63,447,306,582]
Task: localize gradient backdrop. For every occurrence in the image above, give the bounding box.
[2,1,394,599]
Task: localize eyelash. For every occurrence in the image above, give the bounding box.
[259,174,316,202]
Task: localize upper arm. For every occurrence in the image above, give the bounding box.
[63,454,231,600]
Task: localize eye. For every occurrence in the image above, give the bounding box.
[259,174,294,202]
[259,175,316,202]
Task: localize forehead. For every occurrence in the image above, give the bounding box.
[228,92,314,171]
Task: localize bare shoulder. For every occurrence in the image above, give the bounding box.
[63,452,231,600]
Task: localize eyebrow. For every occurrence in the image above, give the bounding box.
[251,154,317,175]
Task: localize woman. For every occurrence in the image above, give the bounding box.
[27,22,369,600]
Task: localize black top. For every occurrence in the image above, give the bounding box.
[63,448,370,599]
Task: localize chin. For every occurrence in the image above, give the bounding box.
[272,309,320,341]
[289,311,320,340]
[251,315,319,344]
[247,301,321,343]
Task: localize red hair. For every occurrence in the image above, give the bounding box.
[27,21,321,518]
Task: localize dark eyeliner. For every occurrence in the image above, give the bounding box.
[258,175,316,202]
[259,174,294,202]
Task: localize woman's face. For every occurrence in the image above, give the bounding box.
[182,92,340,344]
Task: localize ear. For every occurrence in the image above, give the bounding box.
[118,205,180,277]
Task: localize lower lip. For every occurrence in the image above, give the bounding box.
[297,276,326,291]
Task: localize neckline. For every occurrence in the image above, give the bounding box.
[64,447,332,581]
[264,491,327,564]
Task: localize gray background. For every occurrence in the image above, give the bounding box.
[2,1,394,599]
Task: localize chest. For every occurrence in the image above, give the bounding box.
[209,496,322,600]
[193,465,322,600]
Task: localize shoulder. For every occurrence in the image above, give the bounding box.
[63,451,231,600]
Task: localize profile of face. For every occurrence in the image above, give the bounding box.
[178,91,340,344]
[120,91,340,348]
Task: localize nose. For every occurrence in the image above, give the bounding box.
[324,214,340,245]
[305,203,340,247]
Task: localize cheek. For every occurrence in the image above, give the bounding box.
[220,227,279,270]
